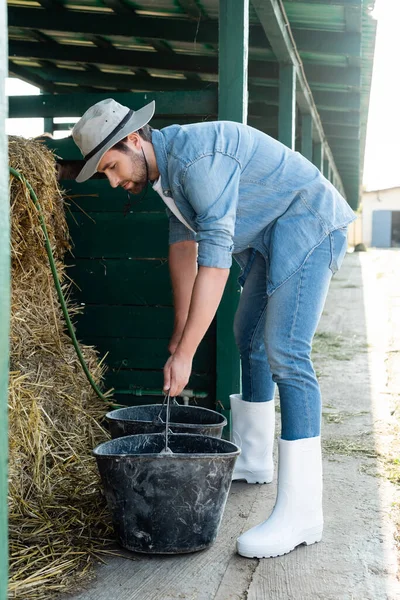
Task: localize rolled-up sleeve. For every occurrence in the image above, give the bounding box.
[182,153,241,269]
[166,207,197,245]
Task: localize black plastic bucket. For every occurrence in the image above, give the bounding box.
[106,404,227,439]
[93,433,240,554]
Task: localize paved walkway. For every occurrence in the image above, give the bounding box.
[65,250,400,600]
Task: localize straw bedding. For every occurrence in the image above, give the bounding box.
[8,137,114,599]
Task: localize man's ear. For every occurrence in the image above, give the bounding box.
[127,132,142,150]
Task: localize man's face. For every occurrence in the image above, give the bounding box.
[98,141,147,194]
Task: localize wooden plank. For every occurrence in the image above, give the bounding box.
[8,90,218,119]
[8,60,56,93]
[293,30,361,56]
[323,124,360,140]
[217,0,247,424]
[9,43,362,91]
[84,337,212,372]
[66,258,172,305]
[63,179,164,213]
[0,0,9,592]
[250,85,360,113]
[319,109,360,126]
[73,306,176,339]
[278,64,296,149]
[74,307,215,349]
[8,5,361,48]
[104,369,212,397]
[66,212,169,259]
[17,65,216,94]
[312,90,360,111]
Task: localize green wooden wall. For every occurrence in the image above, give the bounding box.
[0,2,9,596]
[49,136,215,408]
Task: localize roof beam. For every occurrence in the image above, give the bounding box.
[7,91,218,119]
[176,0,204,19]
[103,0,136,15]
[318,109,360,126]
[250,0,346,196]
[249,86,360,112]
[8,60,57,93]
[13,65,213,92]
[324,124,360,140]
[8,41,362,91]
[8,7,362,56]
[293,30,361,56]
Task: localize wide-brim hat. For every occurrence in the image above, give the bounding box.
[72,98,155,183]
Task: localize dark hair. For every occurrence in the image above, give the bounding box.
[112,125,153,153]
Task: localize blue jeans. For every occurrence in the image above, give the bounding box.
[233,228,348,441]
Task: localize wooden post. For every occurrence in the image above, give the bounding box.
[313,141,323,171]
[0,2,10,597]
[278,64,296,149]
[217,0,249,436]
[44,117,54,135]
[323,158,330,180]
[301,113,313,162]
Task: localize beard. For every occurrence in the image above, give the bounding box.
[121,148,148,195]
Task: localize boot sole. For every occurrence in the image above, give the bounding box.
[232,470,273,485]
[237,528,323,558]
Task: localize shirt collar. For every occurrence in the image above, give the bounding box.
[151,128,171,194]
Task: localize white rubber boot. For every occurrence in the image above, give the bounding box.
[237,436,323,558]
[230,394,275,484]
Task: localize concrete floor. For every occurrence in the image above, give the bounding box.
[64,250,400,600]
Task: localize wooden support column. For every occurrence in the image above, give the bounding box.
[323,158,330,180]
[217,0,248,436]
[301,113,313,162]
[44,117,54,135]
[218,0,248,123]
[278,64,296,149]
[313,142,323,171]
[0,2,10,596]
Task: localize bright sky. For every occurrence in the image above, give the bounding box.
[5,0,398,191]
[363,0,400,191]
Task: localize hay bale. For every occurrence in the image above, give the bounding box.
[8,137,114,600]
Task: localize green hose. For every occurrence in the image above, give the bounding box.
[9,166,117,406]
[10,167,208,408]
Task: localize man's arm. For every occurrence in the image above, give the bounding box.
[168,240,198,353]
[164,265,229,396]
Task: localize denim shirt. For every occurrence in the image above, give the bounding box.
[151,121,356,295]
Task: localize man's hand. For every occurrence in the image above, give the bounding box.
[163,349,193,397]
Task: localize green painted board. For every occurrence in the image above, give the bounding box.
[74,305,175,339]
[67,212,169,258]
[8,90,218,119]
[104,369,212,396]
[74,305,216,340]
[86,337,212,373]
[65,258,172,306]
[63,179,165,213]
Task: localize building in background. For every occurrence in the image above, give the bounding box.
[349,187,400,248]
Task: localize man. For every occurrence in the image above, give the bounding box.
[72,98,355,559]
